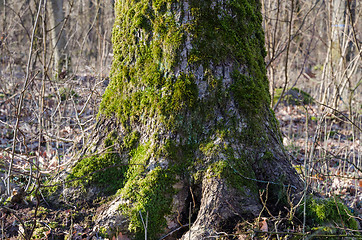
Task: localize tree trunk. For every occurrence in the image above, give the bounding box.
[47,0,66,75]
[329,0,356,109]
[77,0,303,239]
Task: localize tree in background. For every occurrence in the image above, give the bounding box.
[48,0,67,75]
[329,0,358,109]
[75,0,303,239]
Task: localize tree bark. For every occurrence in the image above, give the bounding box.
[47,0,66,75]
[77,0,304,239]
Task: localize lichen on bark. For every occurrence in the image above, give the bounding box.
[73,0,304,239]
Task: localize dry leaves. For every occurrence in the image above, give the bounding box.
[276,104,362,217]
[259,218,268,232]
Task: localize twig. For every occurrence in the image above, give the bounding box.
[7,0,43,197]
[139,211,148,240]
[316,101,362,133]
[228,162,297,190]
[273,0,294,111]
[158,224,189,240]
[189,202,191,240]
[332,194,347,234]
[189,187,195,209]
[259,184,275,220]
[1,206,28,239]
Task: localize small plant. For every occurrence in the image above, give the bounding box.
[273,87,314,106]
[300,196,358,233]
[58,87,79,101]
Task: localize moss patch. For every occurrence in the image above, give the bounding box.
[301,196,358,232]
[100,0,195,126]
[208,159,258,194]
[120,167,175,240]
[68,152,127,194]
[273,87,314,106]
[68,132,128,194]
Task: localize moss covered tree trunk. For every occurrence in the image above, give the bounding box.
[76,0,303,239]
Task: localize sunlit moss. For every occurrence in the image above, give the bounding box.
[302,197,358,232]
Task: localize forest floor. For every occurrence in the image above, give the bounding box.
[0,72,361,238]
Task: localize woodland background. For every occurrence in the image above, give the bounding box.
[0,0,361,238]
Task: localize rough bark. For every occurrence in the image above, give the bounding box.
[74,0,304,239]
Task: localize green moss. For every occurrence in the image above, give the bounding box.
[30,206,49,217]
[204,143,259,194]
[68,152,127,193]
[125,142,150,180]
[42,181,60,198]
[199,142,219,157]
[98,226,110,238]
[101,0,269,126]
[261,151,274,162]
[273,87,314,106]
[187,0,270,115]
[69,132,128,193]
[269,108,283,141]
[59,87,79,101]
[100,0,190,125]
[123,130,141,149]
[100,0,271,147]
[33,226,49,239]
[230,72,269,114]
[208,159,258,194]
[302,197,358,231]
[30,221,59,239]
[158,73,198,117]
[120,167,175,240]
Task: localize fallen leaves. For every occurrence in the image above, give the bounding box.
[258,217,268,232]
[276,104,362,218]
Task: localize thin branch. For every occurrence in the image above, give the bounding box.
[7,0,43,196]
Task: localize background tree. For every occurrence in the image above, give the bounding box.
[48,0,67,75]
[75,0,304,239]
